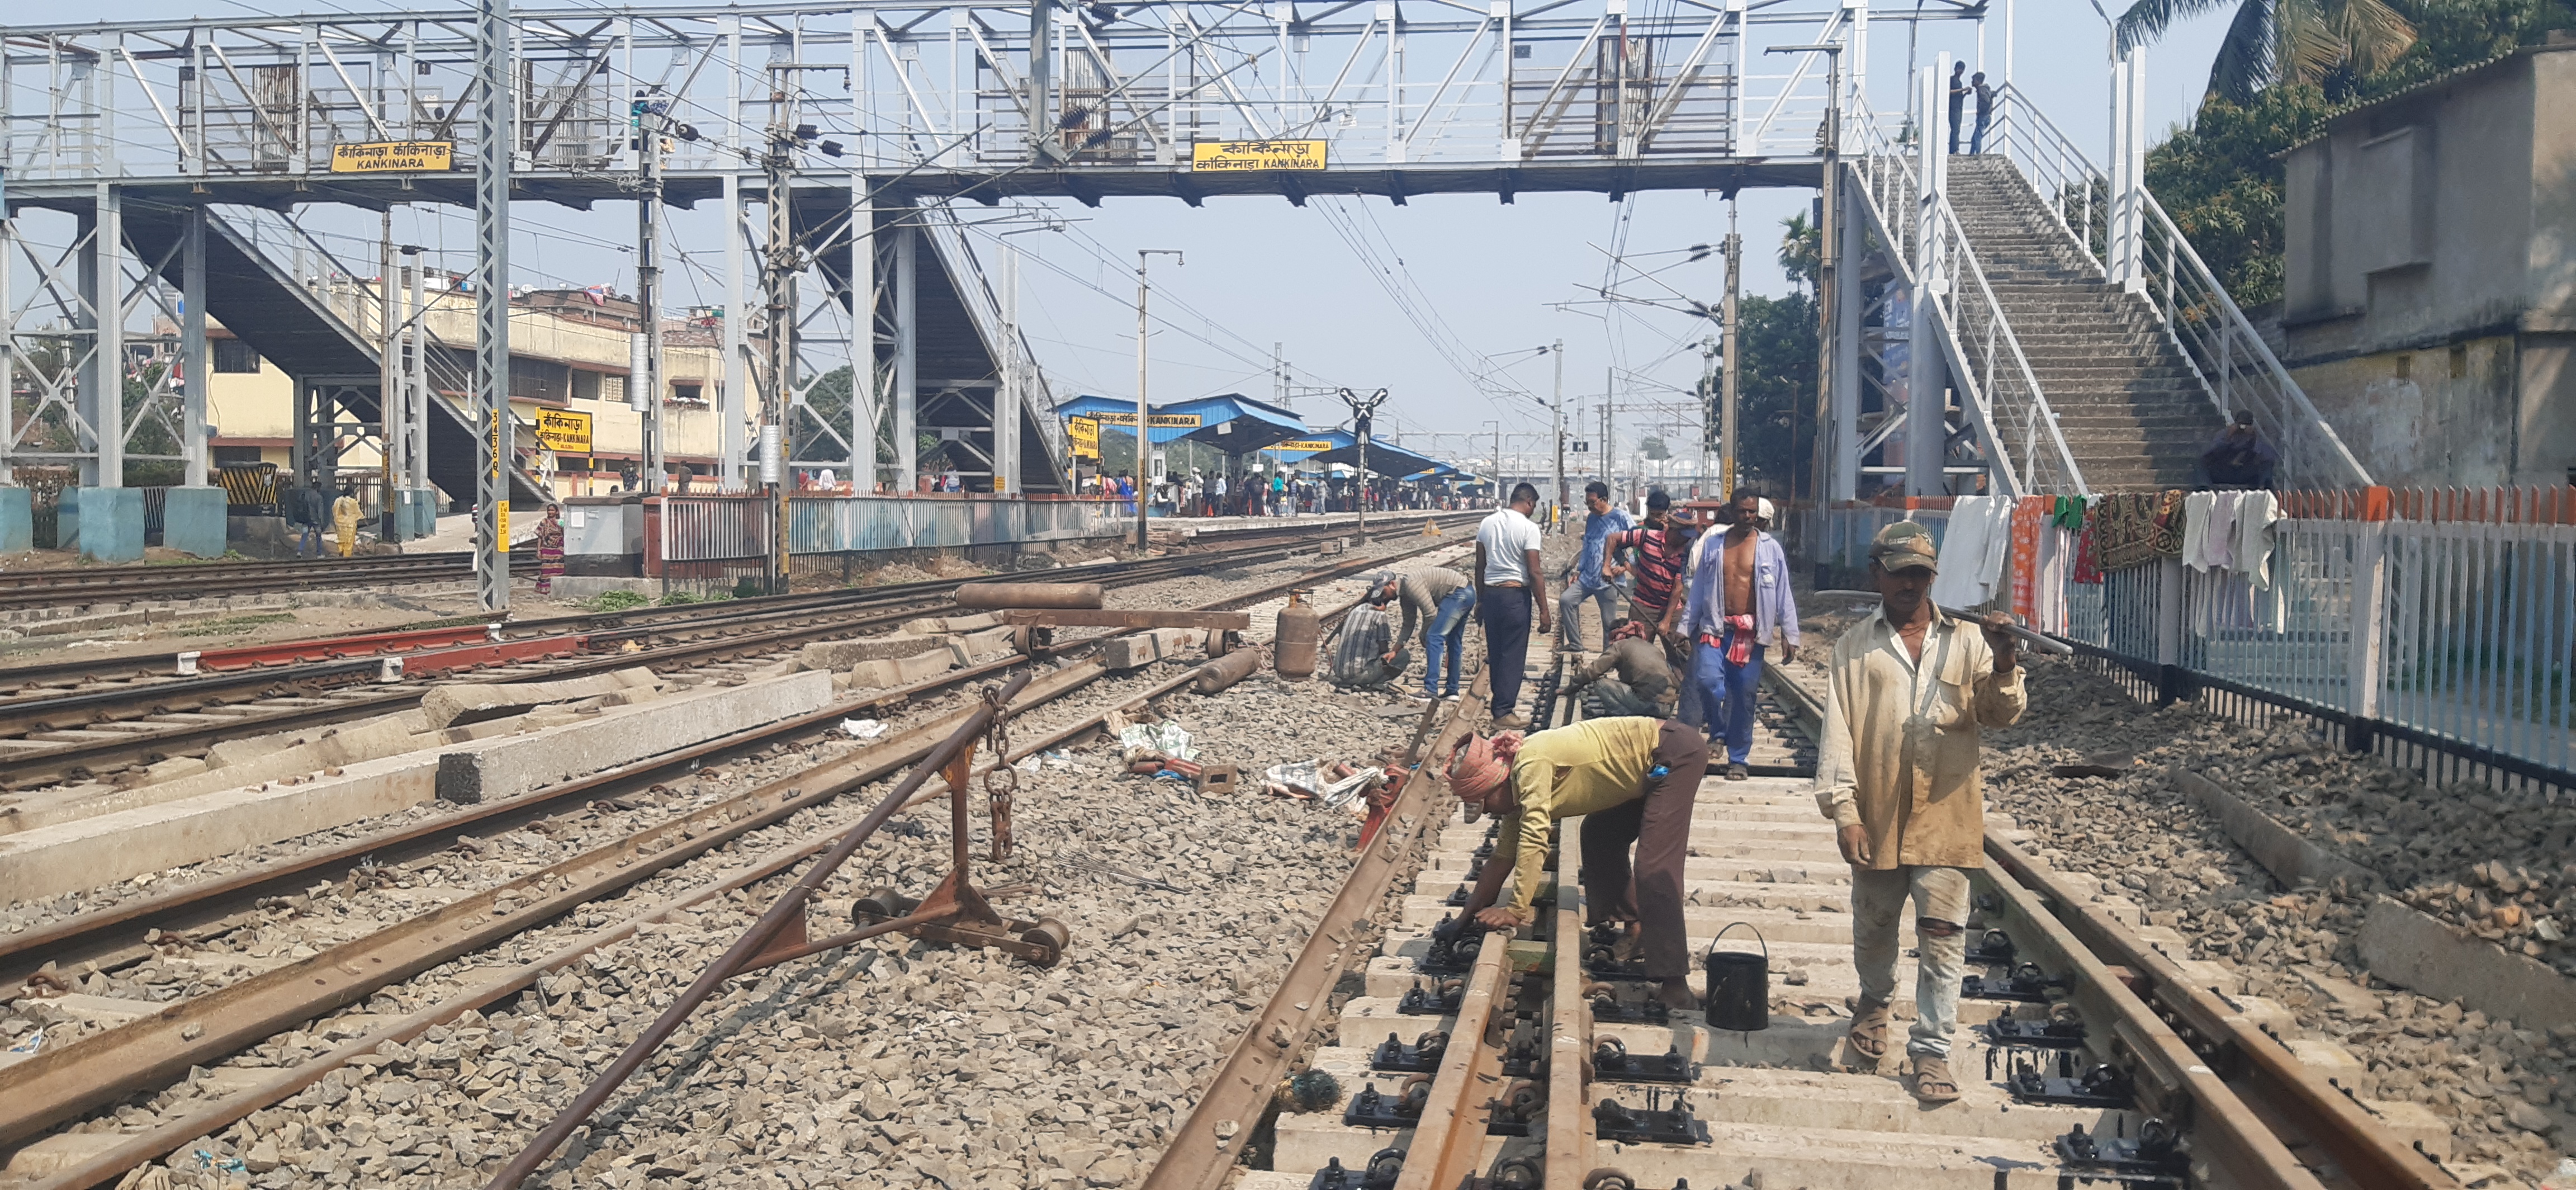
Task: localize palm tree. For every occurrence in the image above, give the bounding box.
[2118,0,2416,101]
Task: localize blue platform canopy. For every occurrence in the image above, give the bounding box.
[1298,439,1449,480]
[1056,392,1313,451]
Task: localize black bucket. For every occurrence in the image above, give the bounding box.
[1702,922,1769,1032]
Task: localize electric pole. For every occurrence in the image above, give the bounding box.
[1697,337,1717,500]
[471,0,511,613]
[1550,339,1565,532]
[1133,249,1182,553]
[1721,202,1743,501]
[1339,387,1389,542]
[759,77,803,594]
[632,88,668,494]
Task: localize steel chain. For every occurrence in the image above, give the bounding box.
[979,683,1017,862]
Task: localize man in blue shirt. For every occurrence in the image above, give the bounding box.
[1556,480,1633,652]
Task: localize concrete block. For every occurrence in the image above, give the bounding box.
[395,488,441,540]
[68,486,144,563]
[846,648,955,691]
[2357,1098,2454,1160]
[901,612,1001,635]
[433,669,830,805]
[1099,628,1207,670]
[419,667,662,728]
[2358,895,2576,1032]
[956,625,1019,659]
[162,485,229,558]
[42,993,164,1025]
[226,515,295,560]
[0,672,830,900]
[0,487,29,554]
[2174,768,2376,890]
[799,634,963,672]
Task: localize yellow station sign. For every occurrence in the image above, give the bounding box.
[330,140,455,173]
[1068,415,1102,459]
[1189,140,1328,172]
[1085,411,1204,429]
[534,408,594,454]
[1273,440,1335,452]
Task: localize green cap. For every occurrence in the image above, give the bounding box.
[1869,521,1939,572]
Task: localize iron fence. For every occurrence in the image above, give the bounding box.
[1802,487,2576,801]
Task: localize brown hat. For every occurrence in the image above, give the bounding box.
[1868,521,1939,573]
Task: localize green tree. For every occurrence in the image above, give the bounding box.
[2143,0,2574,307]
[2120,0,2416,101]
[1778,212,1821,294]
[1732,291,1819,497]
[1639,433,1671,461]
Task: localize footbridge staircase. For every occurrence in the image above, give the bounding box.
[1836,87,2371,496]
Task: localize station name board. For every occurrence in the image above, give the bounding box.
[1085,411,1204,429]
[534,408,593,454]
[1189,140,1327,172]
[330,140,456,173]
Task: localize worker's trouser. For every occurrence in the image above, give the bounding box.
[1581,678,1663,720]
[1578,718,1708,980]
[1851,864,1971,1057]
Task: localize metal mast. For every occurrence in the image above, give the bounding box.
[1721,203,1742,499]
[760,79,800,593]
[472,0,512,612]
[1133,249,1181,552]
[1339,387,1388,542]
[634,93,667,492]
[1550,339,1565,529]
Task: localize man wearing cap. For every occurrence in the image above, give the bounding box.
[1818,520,2026,1104]
[1365,565,1475,701]
[1666,488,1800,780]
[1449,716,1707,1011]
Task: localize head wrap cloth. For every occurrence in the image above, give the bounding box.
[1446,731,1526,802]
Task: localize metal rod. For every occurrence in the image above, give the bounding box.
[1812,589,2075,654]
[484,669,1032,1188]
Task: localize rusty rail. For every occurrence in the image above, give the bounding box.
[484,670,1035,1188]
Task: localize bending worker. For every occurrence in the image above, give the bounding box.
[1450,716,1706,1012]
[1365,566,1475,701]
[1816,521,2025,1104]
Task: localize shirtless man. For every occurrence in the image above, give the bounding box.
[1664,489,1798,779]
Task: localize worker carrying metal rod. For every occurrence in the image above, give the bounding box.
[1815,521,2026,1104]
[1447,716,1707,1012]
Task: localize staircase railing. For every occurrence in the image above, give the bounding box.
[1981,85,2372,491]
[915,204,1071,485]
[1845,101,2089,496]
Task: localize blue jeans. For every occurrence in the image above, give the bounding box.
[1478,585,1533,716]
[1969,112,1991,154]
[296,524,321,557]
[1557,579,1620,650]
[1422,586,1476,698]
[1693,634,1766,765]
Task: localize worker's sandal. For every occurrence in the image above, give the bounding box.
[1846,996,1892,1060]
[1909,1054,1962,1103]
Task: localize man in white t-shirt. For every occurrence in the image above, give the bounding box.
[1474,482,1552,729]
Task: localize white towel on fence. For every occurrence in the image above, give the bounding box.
[2233,490,2283,590]
[2181,492,2219,571]
[1929,496,2015,609]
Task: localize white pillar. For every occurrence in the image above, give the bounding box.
[1830,183,1864,502]
[1906,60,1949,497]
[851,183,880,492]
[722,172,751,486]
[893,218,918,488]
[181,207,209,488]
[996,243,1019,494]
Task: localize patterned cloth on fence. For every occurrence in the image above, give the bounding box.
[2090,491,2185,573]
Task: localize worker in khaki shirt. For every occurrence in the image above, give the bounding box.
[1815,520,2026,1103]
[1450,716,1708,1011]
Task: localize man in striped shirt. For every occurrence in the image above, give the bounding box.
[1609,489,1701,722]
[1366,566,1476,700]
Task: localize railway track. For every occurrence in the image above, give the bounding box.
[0,517,1479,787]
[0,525,1480,1190]
[1166,636,2459,1189]
[0,551,531,611]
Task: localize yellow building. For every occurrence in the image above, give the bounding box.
[204,278,727,499]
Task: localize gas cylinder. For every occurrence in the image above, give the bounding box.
[1275,588,1321,679]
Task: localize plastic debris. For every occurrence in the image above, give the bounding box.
[1116,720,1196,763]
[842,718,889,740]
[6,1028,41,1056]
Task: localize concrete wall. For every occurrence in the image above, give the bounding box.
[2280,44,2576,487]
[2286,336,2522,487]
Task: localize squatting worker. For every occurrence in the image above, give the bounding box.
[1666,488,1799,781]
[1606,489,1699,722]
[1367,566,1476,701]
[1450,716,1707,1011]
[1475,483,1552,730]
[1816,521,2025,1105]
[1570,621,1677,719]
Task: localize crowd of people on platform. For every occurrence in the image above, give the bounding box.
[1070,469,1480,518]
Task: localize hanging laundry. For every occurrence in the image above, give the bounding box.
[2233,490,2283,589]
[2008,495,2052,624]
[2181,492,2219,572]
[1928,497,2016,608]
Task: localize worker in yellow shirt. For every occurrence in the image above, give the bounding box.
[1448,716,1707,1011]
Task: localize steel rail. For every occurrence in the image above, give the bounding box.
[0,521,1451,785]
[1390,929,1514,1190]
[5,536,1473,1174]
[1138,677,1487,1190]
[483,669,1038,1187]
[1768,655,2445,1189]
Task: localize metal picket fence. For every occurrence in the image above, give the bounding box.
[1803,487,2576,801]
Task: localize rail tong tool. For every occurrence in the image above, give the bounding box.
[832,684,1073,966]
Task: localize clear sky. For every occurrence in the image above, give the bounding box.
[100,0,2235,471]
